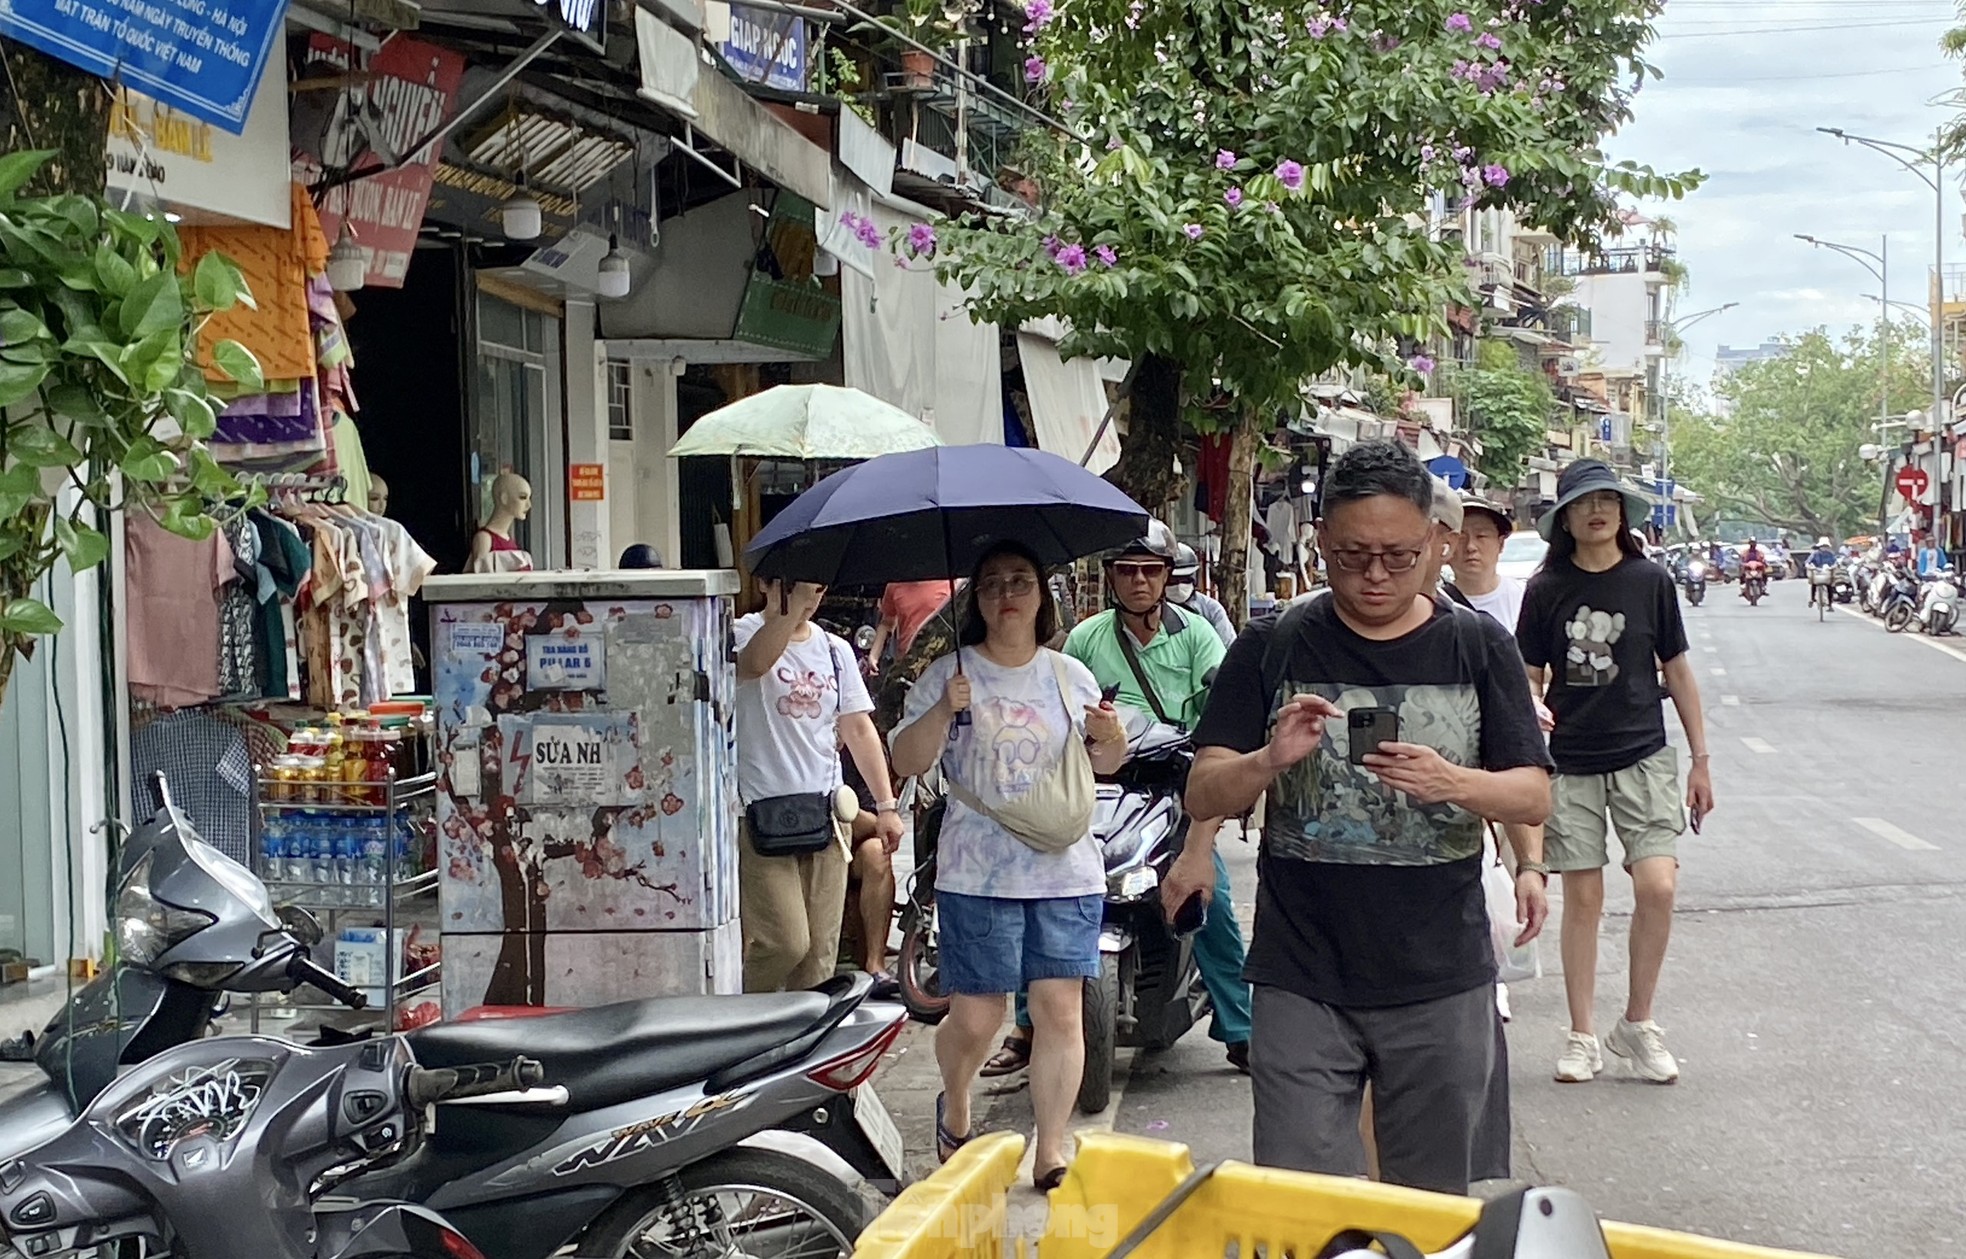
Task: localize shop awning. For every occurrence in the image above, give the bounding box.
[636,9,830,208]
[1017,328,1119,474]
[839,199,1003,446]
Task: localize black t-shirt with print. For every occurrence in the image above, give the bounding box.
[1516,555,1689,776]
[1193,596,1552,1009]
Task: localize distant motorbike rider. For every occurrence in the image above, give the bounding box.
[1740,539,1767,599]
[1169,543,1237,648]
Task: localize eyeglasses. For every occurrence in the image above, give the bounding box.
[976,574,1040,600]
[1327,544,1428,575]
[1110,561,1169,581]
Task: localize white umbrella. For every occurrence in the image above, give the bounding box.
[668,384,942,460]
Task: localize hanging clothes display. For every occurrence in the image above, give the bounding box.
[127,516,236,708]
[130,708,255,863]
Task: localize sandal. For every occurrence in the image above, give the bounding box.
[1033,1164,1068,1193]
[935,1093,971,1164]
[979,1034,1031,1078]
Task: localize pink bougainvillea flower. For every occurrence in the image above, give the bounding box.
[907,222,939,257]
[1308,15,1331,36]
[1043,233,1064,257]
[1409,354,1437,374]
[1024,54,1048,82]
[1421,144,1438,162]
[1476,31,1502,49]
[1183,223,1205,240]
[1023,0,1053,31]
[1276,159,1306,191]
[1055,243,1088,274]
[1225,186,1245,208]
[1094,244,1118,266]
[1216,149,1238,169]
[1446,12,1472,32]
[1482,163,1510,187]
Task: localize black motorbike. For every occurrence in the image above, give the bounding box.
[1680,556,1709,607]
[1077,709,1210,1114]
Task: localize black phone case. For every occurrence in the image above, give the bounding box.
[1347,707,1400,766]
[1172,890,1206,937]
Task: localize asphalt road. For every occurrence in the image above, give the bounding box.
[947,578,1966,1257]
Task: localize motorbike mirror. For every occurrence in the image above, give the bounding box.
[277,905,325,948]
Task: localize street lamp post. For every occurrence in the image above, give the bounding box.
[1817,126,1951,544]
[1658,302,1737,534]
[1796,233,1892,447]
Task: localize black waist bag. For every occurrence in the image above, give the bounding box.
[745,793,835,856]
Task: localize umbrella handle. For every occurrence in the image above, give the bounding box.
[951,647,970,730]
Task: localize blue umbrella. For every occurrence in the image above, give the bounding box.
[743,445,1149,587]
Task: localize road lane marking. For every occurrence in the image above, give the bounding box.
[1833,607,1966,665]
[1740,737,1777,754]
[1854,817,1939,851]
[1721,696,1740,706]
[1702,646,1718,654]
[1710,667,1727,676]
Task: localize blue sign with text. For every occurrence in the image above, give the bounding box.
[721,3,805,91]
[0,0,285,134]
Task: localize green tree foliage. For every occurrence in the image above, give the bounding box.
[1453,340,1552,489]
[918,0,1696,605]
[0,150,261,710]
[1669,324,1928,540]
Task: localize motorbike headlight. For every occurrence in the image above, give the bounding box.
[115,854,216,966]
[1107,866,1157,901]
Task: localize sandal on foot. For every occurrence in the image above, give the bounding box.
[1033,1164,1068,1193]
[935,1093,971,1164]
[979,1034,1031,1078]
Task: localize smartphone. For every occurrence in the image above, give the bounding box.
[1347,706,1401,766]
[1171,890,1207,937]
[1690,804,1705,835]
[1099,683,1122,705]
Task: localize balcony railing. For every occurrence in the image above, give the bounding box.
[1544,244,1675,278]
[1645,319,1666,345]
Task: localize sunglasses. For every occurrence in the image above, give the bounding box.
[1110,561,1169,581]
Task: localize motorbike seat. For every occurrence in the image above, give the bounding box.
[406,985,844,1112]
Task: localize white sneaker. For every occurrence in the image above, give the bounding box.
[1554,1031,1602,1083]
[1606,1018,1680,1083]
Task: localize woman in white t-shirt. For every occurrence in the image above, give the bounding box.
[890,542,1127,1192]
[735,580,903,993]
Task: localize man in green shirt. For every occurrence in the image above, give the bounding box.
[982,525,1254,1076]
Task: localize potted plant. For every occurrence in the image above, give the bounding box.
[873,0,971,87]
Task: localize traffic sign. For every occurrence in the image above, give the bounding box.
[1896,465,1930,503]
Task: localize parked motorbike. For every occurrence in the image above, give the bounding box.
[893,772,949,1026]
[1879,565,1923,633]
[1914,568,1959,636]
[1832,563,1857,605]
[3,779,912,1259]
[0,1026,534,1259]
[1680,558,1708,607]
[1077,707,1211,1115]
[1740,558,1769,606]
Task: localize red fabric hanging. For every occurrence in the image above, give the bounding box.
[1196,433,1233,522]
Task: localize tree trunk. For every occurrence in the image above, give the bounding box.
[0,40,111,197]
[1215,412,1264,630]
[1103,353,1188,512]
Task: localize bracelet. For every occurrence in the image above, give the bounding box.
[1518,860,1550,879]
[874,800,900,814]
[1690,753,1712,763]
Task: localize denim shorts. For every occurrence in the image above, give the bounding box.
[936,892,1103,996]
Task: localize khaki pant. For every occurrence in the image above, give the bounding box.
[739,818,849,993]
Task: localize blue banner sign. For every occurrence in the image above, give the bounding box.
[0,0,284,134]
[721,3,805,91]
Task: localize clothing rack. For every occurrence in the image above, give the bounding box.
[240,471,350,504]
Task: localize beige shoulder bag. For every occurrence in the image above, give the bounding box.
[944,650,1097,854]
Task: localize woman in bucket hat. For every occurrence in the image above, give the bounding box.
[1514,460,1716,1085]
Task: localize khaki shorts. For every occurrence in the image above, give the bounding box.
[1545,746,1685,872]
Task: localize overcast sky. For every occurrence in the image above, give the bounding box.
[1609,0,1962,393]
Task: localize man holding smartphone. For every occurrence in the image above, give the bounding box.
[1186,441,1552,1195]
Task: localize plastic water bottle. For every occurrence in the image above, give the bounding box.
[260,814,289,886]
[335,821,361,906]
[310,817,339,902]
[358,818,387,906]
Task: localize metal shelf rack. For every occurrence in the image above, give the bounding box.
[249,769,441,1032]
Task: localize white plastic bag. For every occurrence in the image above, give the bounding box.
[1483,833,1542,983]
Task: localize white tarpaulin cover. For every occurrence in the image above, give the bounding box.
[841,200,1002,447]
[1017,330,1118,474]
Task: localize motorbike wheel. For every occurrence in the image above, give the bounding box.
[580,1148,868,1259]
[1747,584,1762,606]
[895,891,949,1026]
[1688,587,1704,607]
[1077,955,1120,1115]
[1886,605,1913,633]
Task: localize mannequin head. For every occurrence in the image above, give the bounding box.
[368,475,390,516]
[489,471,533,525]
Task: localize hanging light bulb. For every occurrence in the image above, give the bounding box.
[327,220,366,292]
[596,232,632,299]
[502,174,542,241]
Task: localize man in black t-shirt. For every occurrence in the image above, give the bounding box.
[1187,440,1553,1196]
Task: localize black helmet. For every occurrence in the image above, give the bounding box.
[1109,519,1178,565]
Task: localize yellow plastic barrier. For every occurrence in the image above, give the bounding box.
[854,1133,1830,1259]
